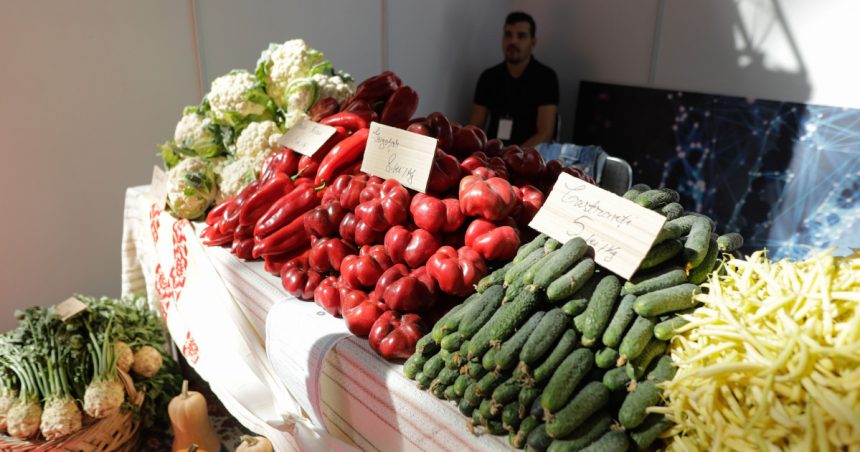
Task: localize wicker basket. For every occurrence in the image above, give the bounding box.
[0,371,145,452]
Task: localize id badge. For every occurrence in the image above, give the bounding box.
[497,118,513,141]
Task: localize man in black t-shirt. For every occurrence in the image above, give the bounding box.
[468,12,559,147]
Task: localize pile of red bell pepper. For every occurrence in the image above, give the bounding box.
[199,71,596,360]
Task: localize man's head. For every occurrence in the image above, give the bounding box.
[503,12,536,64]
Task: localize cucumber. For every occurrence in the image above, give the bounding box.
[630,183,651,192]
[519,308,568,366]
[458,284,505,338]
[638,239,683,270]
[629,414,673,449]
[471,405,485,430]
[530,396,545,420]
[479,398,498,420]
[469,285,542,360]
[497,311,546,370]
[518,385,542,419]
[654,315,689,340]
[403,353,428,380]
[504,280,526,303]
[626,338,668,380]
[618,316,656,365]
[633,283,699,317]
[526,423,553,451]
[602,293,636,348]
[602,366,632,391]
[443,384,458,401]
[579,430,629,452]
[624,267,687,296]
[560,297,589,316]
[414,334,440,357]
[567,272,602,316]
[545,381,609,437]
[619,380,662,428]
[684,216,713,268]
[546,258,596,301]
[458,396,476,416]
[688,237,719,284]
[530,329,579,384]
[441,331,466,352]
[595,348,620,369]
[431,300,468,342]
[415,371,433,390]
[430,378,448,398]
[436,366,459,386]
[541,348,594,414]
[622,187,645,200]
[502,401,522,432]
[578,275,622,345]
[522,249,560,285]
[665,214,703,236]
[514,234,548,264]
[533,238,588,289]
[475,370,506,397]
[513,416,540,449]
[660,202,684,220]
[647,355,677,382]
[477,262,511,293]
[453,374,473,397]
[482,347,499,371]
[422,353,445,379]
[466,361,487,380]
[544,238,562,253]
[492,377,522,406]
[463,381,482,407]
[717,232,744,252]
[634,189,678,209]
[506,248,546,286]
[447,350,465,369]
[546,412,613,452]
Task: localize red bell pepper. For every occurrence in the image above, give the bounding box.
[308,237,356,273]
[339,212,358,244]
[314,276,343,316]
[426,112,453,151]
[239,173,295,227]
[260,148,300,186]
[516,185,546,225]
[562,165,596,185]
[501,146,546,179]
[264,247,308,276]
[340,245,393,290]
[315,128,370,186]
[380,86,419,126]
[219,181,259,234]
[426,246,488,296]
[340,174,383,210]
[427,149,461,195]
[353,71,402,103]
[409,194,465,233]
[355,219,386,246]
[231,237,255,261]
[383,226,441,269]
[460,151,489,174]
[464,218,521,262]
[206,197,234,226]
[252,213,309,258]
[304,199,347,238]
[319,112,369,134]
[340,98,378,124]
[254,183,323,238]
[458,174,518,221]
[343,294,388,337]
[281,259,323,300]
[309,96,340,122]
[451,125,487,157]
[369,311,425,360]
[354,179,411,232]
[376,264,437,312]
[406,120,430,136]
[484,138,504,157]
[546,159,563,183]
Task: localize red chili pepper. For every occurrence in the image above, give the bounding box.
[200,224,233,247]
[340,245,393,290]
[451,125,487,157]
[314,276,342,316]
[368,311,425,360]
[464,218,521,262]
[383,225,441,269]
[303,199,347,238]
[315,127,370,186]
[458,174,518,221]
[353,71,402,103]
[343,294,388,337]
[380,85,419,126]
[308,237,356,273]
[427,149,461,195]
[281,258,323,300]
[340,174,383,210]
[426,246,488,296]
[354,179,411,232]
[260,148,301,186]
[426,112,453,151]
[254,183,324,239]
[295,127,348,178]
[239,173,295,227]
[319,112,369,133]
[484,138,504,157]
[501,145,547,179]
[309,96,341,122]
[219,181,259,234]
[376,264,437,312]
[409,194,465,233]
[231,237,255,261]
[252,213,309,258]
[206,197,234,225]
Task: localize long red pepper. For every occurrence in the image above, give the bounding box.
[252,213,309,258]
[238,173,295,226]
[319,112,369,133]
[314,128,370,187]
[253,183,323,239]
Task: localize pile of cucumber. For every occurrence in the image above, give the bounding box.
[403,186,744,451]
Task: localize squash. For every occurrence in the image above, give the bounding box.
[237,435,274,452]
[169,380,221,452]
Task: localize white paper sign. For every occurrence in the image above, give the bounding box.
[277,118,338,157]
[55,297,89,321]
[150,165,168,208]
[529,173,666,279]
[360,121,437,192]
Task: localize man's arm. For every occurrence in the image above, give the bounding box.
[468,104,489,129]
[521,104,558,147]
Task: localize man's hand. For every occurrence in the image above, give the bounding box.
[468,104,489,129]
[521,104,558,147]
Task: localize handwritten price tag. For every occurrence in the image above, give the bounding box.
[361,122,437,192]
[150,165,169,209]
[55,297,89,321]
[529,173,666,279]
[277,118,338,157]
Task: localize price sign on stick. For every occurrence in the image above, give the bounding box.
[529,173,666,279]
[361,122,437,192]
[277,118,338,157]
[55,297,89,322]
[150,165,169,209]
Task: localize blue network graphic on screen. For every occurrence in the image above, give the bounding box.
[573,81,860,259]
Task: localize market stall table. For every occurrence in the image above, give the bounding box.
[121,185,508,451]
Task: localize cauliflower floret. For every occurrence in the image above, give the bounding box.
[166,157,217,220]
[217,157,259,203]
[258,39,329,110]
[312,73,355,104]
[286,78,320,113]
[208,70,271,126]
[235,120,283,160]
[174,111,214,147]
[283,110,310,130]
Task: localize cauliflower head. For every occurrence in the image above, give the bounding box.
[166,157,217,220]
[256,39,332,110]
[173,107,222,157]
[217,157,259,203]
[313,73,355,104]
[235,120,283,160]
[207,70,273,127]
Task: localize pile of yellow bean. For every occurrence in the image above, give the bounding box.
[656,249,860,451]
